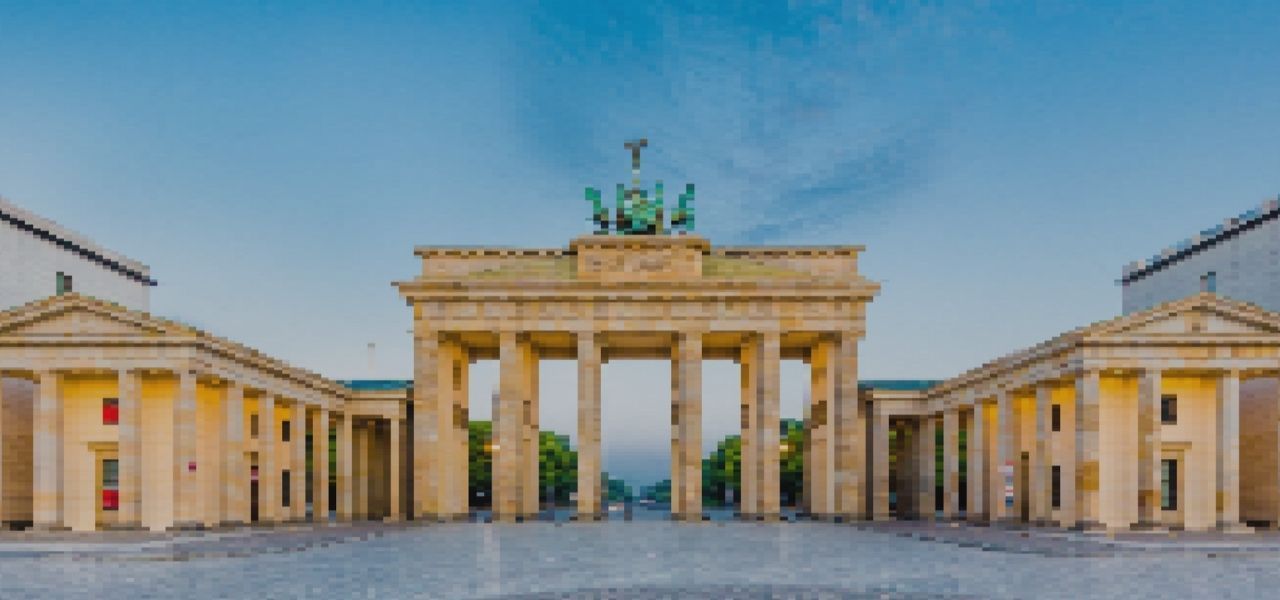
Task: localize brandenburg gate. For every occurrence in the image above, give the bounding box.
[397,142,877,522]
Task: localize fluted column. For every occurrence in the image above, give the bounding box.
[389,418,402,521]
[967,400,986,523]
[116,370,143,529]
[355,420,370,520]
[738,335,758,518]
[1217,370,1241,530]
[338,413,353,521]
[521,341,540,518]
[451,345,470,519]
[171,370,198,529]
[756,331,781,519]
[220,382,246,526]
[494,332,528,521]
[917,416,936,520]
[576,332,602,520]
[806,338,835,517]
[672,331,703,521]
[871,402,890,520]
[258,394,278,524]
[1032,383,1054,525]
[994,389,1015,522]
[942,407,959,519]
[312,408,330,522]
[289,402,307,521]
[1137,370,1162,528]
[33,370,64,530]
[412,328,438,520]
[1074,370,1101,530]
[833,332,863,520]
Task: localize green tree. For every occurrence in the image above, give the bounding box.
[779,419,804,507]
[469,421,493,507]
[603,472,633,503]
[701,418,806,508]
[539,431,578,506]
[702,435,741,507]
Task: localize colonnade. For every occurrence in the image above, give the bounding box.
[413,330,866,522]
[875,367,1259,531]
[0,367,406,531]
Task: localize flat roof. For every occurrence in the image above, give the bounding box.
[0,196,157,286]
[1121,196,1280,286]
[340,379,939,392]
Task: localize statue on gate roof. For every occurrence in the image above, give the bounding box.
[585,139,695,236]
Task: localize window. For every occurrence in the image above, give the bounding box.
[55,271,74,295]
[1051,405,1061,432]
[102,459,119,511]
[1051,465,1061,509]
[282,420,291,443]
[1161,459,1178,510]
[102,397,119,425]
[1161,395,1177,424]
[250,414,259,438]
[282,470,291,507]
[1201,271,1217,293]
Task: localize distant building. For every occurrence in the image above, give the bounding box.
[1121,197,1280,314]
[0,196,155,311]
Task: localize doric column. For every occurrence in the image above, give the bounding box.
[756,330,781,519]
[1074,369,1101,530]
[388,418,402,521]
[994,389,1015,522]
[312,408,330,522]
[1137,370,1162,529]
[942,407,959,519]
[672,331,703,521]
[355,419,369,520]
[871,401,890,520]
[171,370,198,529]
[412,328,439,520]
[451,344,470,519]
[576,332,602,520]
[33,370,64,530]
[494,332,528,521]
[1217,370,1241,529]
[806,338,835,517]
[259,393,278,524]
[967,399,986,523]
[917,416,936,520]
[220,382,246,526]
[116,370,143,529]
[738,335,758,518]
[833,332,863,520]
[289,402,307,522]
[1032,383,1054,525]
[427,337,469,520]
[338,413,353,521]
[521,340,540,518]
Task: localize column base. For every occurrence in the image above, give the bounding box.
[1217,521,1253,534]
[167,521,206,532]
[1130,520,1166,532]
[1069,520,1106,533]
[103,521,146,531]
[30,523,71,532]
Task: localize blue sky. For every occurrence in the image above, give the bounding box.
[2,1,1278,486]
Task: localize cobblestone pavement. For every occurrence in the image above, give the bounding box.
[1,519,1278,599]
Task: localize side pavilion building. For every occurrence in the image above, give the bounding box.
[876,292,1280,531]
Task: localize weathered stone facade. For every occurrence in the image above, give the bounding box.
[396,234,879,522]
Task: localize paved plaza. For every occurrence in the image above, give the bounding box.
[1,520,1278,599]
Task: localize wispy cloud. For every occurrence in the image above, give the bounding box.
[505,1,989,241]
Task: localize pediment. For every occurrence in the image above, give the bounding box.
[1091,301,1280,340]
[0,302,176,339]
